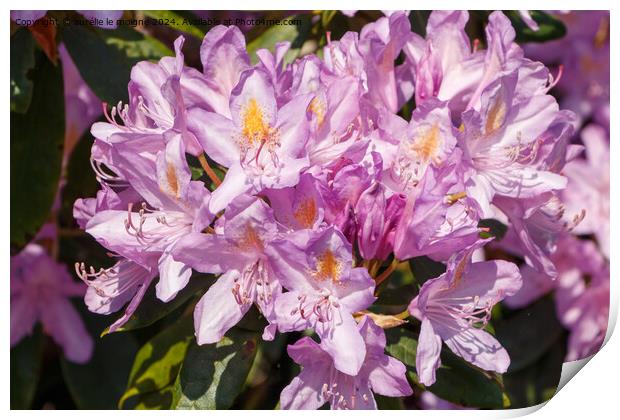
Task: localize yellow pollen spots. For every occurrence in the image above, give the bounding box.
[242,98,271,145]
[166,163,180,198]
[313,250,342,284]
[485,98,507,135]
[411,124,441,162]
[308,97,326,128]
[293,198,317,228]
[236,224,264,252]
[458,123,465,132]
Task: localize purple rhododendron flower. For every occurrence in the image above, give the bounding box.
[60,9,609,409]
[409,250,522,385]
[280,316,412,409]
[172,195,281,343]
[269,228,375,375]
[12,244,93,363]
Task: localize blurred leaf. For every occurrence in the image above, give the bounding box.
[503,337,566,408]
[61,308,139,409]
[372,286,417,314]
[142,10,205,39]
[10,29,35,113]
[10,328,45,409]
[119,315,194,409]
[106,274,212,335]
[408,11,431,37]
[246,14,313,65]
[375,394,405,409]
[173,329,259,409]
[62,25,171,104]
[10,50,64,250]
[59,128,99,227]
[506,11,567,43]
[495,297,563,372]
[385,328,506,409]
[478,218,508,241]
[408,256,446,286]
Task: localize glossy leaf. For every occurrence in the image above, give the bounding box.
[62,25,171,104]
[105,274,212,335]
[61,308,139,409]
[10,50,64,249]
[408,256,446,286]
[495,297,563,372]
[507,11,567,43]
[385,327,506,409]
[10,28,35,113]
[246,14,313,65]
[119,315,194,409]
[173,329,259,409]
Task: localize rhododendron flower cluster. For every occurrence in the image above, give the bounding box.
[62,10,608,409]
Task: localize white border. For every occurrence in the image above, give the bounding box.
[3,1,617,418]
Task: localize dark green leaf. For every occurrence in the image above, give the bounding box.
[430,349,506,409]
[478,218,508,241]
[10,28,36,113]
[119,315,194,409]
[62,25,171,104]
[61,307,139,409]
[11,50,64,249]
[59,127,99,227]
[106,274,212,335]
[173,329,259,409]
[503,337,566,408]
[495,297,563,372]
[372,285,417,315]
[507,11,567,43]
[246,15,313,65]
[408,256,446,286]
[385,328,506,409]
[375,394,405,409]
[10,327,45,409]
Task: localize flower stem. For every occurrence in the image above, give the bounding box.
[375,258,399,286]
[198,153,222,188]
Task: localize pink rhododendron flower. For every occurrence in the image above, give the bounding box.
[408,250,522,385]
[172,195,282,343]
[11,244,93,363]
[280,316,412,409]
[269,228,375,375]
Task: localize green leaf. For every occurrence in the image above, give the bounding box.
[429,349,506,409]
[408,256,446,286]
[173,329,259,409]
[246,14,313,65]
[62,308,139,409]
[10,328,45,409]
[375,394,405,409]
[478,218,508,241]
[62,25,171,104]
[495,297,563,372]
[507,11,567,43]
[10,50,64,250]
[119,315,194,409]
[10,28,36,113]
[142,11,205,39]
[105,274,212,335]
[372,285,417,315]
[503,337,565,408]
[385,328,506,409]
